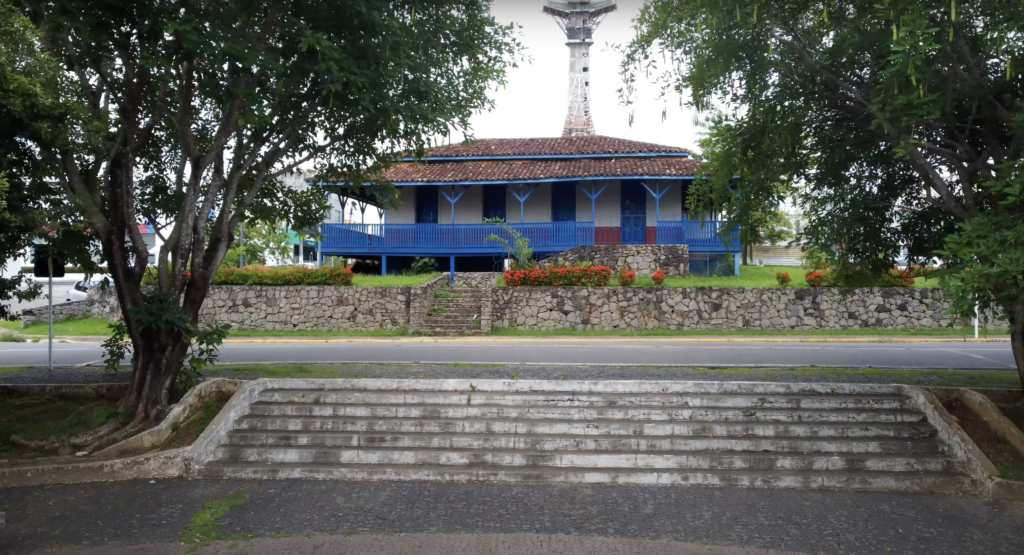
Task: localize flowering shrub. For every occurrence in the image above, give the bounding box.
[651,269,666,286]
[804,270,831,288]
[878,268,916,287]
[776,271,792,287]
[214,265,354,286]
[503,266,612,287]
[617,268,637,287]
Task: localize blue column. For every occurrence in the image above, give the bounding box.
[734,251,741,276]
[449,255,456,287]
[382,255,387,276]
[579,183,607,224]
[510,186,537,223]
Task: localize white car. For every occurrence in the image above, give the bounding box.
[65,279,108,302]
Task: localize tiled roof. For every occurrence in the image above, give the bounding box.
[386,157,700,184]
[408,136,689,159]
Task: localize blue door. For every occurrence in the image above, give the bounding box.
[483,185,507,221]
[415,186,438,223]
[551,182,577,222]
[620,180,647,244]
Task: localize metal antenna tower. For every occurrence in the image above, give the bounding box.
[544,1,617,137]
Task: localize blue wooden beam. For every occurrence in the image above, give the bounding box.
[449,255,456,288]
[382,255,388,276]
[579,183,607,223]
[440,186,466,224]
[642,181,671,224]
[509,186,537,223]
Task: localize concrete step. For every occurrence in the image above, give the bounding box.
[235,415,933,437]
[196,462,973,493]
[214,445,958,473]
[244,403,927,424]
[223,430,944,454]
[257,390,915,411]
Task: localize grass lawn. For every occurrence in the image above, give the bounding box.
[489,326,1004,337]
[0,392,121,458]
[1,317,114,336]
[351,273,439,286]
[228,328,409,338]
[199,362,1023,390]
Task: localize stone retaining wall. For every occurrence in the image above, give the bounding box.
[20,300,92,327]
[492,287,1004,331]
[541,245,689,276]
[453,272,501,288]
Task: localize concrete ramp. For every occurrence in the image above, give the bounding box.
[187,379,974,492]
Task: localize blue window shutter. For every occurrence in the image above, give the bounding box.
[551,182,576,222]
[483,185,507,221]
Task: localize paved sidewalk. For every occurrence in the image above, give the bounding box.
[2,480,1023,555]
[41,533,810,555]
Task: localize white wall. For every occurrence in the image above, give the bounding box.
[387,187,417,224]
[646,180,683,223]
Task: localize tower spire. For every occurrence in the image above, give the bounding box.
[544,1,617,137]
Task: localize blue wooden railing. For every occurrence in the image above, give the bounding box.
[655,218,740,250]
[321,220,735,254]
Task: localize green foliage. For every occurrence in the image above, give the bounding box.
[485,218,535,270]
[410,257,439,274]
[0,333,25,342]
[179,324,231,396]
[180,489,255,545]
[214,266,354,286]
[101,322,131,373]
[622,0,1024,380]
[428,306,448,314]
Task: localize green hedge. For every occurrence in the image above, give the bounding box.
[21,266,108,274]
[213,266,354,286]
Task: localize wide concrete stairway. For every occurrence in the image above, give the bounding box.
[194,380,972,491]
[419,287,485,335]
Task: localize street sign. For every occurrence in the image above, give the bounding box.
[32,245,65,278]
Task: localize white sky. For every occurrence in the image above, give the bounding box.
[452,0,702,150]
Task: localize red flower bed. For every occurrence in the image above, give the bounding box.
[651,269,666,285]
[503,266,612,287]
[805,270,830,287]
[616,268,637,287]
[214,266,354,286]
[776,271,792,287]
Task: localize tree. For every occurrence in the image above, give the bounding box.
[621,1,1024,386]
[0,1,96,321]
[14,0,521,429]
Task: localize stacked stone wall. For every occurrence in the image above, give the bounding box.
[542,245,689,276]
[493,287,1004,331]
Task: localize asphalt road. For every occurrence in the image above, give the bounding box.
[0,337,1015,369]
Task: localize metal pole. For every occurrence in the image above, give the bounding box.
[47,254,53,372]
[239,223,244,268]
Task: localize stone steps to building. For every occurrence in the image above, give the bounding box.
[196,462,970,492]
[223,430,944,454]
[191,379,971,492]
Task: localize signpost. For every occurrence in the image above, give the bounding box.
[33,245,65,371]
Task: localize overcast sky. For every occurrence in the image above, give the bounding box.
[452,0,703,151]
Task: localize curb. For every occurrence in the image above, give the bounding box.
[45,336,1011,344]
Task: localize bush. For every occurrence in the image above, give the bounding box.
[213,265,353,286]
[878,268,915,287]
[502,266,612,287]
[410,257,438,274]
[776,271,792,287]
[804,270,831,287]
[617,268,637,287]
[651,269,666,286]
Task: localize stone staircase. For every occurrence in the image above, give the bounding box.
[419,287,486,335]
[190,380,974,492]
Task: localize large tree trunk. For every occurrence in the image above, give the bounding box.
[1011,299,1024,391]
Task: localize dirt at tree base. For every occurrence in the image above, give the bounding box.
[943,397,1024,482]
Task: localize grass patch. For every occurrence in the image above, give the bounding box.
[690,366,1023,389]
[351,273,439,287]
[0,333,26,342]
[205,363,378,379]
[427,306,448,314]
[181,489,256,546]
[6,317,114,337]
[227,328,409,338]
[159,395,231,450]
[434,290,462,299]
[488,326,1002,337]
[0,393,120,457]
